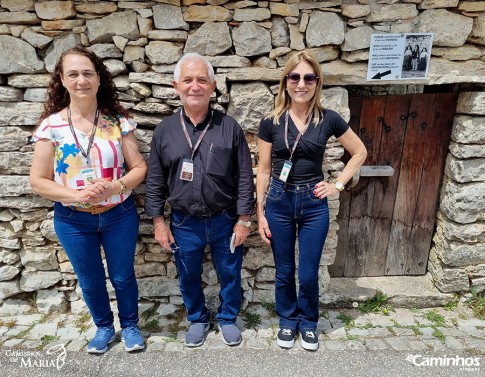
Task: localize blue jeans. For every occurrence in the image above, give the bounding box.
[54,195,140,329]
[170,207,242,325]
[265,178,330,331]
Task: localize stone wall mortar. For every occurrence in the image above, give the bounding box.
[0,1,484,312]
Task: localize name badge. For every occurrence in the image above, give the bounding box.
[81,167,96,186]
[279,160,292,183]
[180,159,194,181]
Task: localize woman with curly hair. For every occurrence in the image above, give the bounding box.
[30,46,147,354]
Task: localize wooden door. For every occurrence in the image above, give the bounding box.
[330,93,457,277]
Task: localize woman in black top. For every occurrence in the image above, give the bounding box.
[256,50,367,351]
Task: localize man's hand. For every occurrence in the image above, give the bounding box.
[232,216,251,248]
[153,217,175,253]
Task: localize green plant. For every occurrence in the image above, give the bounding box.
[432,328,445,342]
[358,290,391,314]
[39,313,49,324]
[242,311,261,330]
[424,310,446,326]
[444,294,459,311]
[411,326,423,336]
[75,313,92,333]
[466,288,485,320]
[29,292,38,310]
[261,301,276,314]
[165,307,186,321]
[390,320,403,328]
[41,335,59,346]
[141,307,158,322]
[358,323,378,329]
[336,312,354,328]
[141,319,162,333]
[18,324,35,338]
[320,311,329,319]
[167,321,183,338]
[346,334,359,341]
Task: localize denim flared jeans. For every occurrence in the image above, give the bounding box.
[265,178,330,331]
[170,207,242,326]
[54,195,140,329]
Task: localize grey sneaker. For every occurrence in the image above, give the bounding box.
[185,323,210,347]
[219,324,242,346]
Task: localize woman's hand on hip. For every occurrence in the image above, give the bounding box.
[314,181,338,198]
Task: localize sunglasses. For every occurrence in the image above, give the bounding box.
[286,72,319,85]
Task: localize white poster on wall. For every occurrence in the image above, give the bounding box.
[367,33,434,81]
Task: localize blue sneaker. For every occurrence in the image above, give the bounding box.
[87,326,115,354]
[121,326,145,352]
[185,323,210,347]
[219,324,242,346]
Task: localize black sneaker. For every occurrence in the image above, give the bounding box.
[300,330,319,351]
[277,328,296,348]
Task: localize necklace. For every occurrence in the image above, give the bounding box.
[67,107,99,162]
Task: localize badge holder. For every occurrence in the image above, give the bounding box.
[180,159,194,182]
[279,160,292,183]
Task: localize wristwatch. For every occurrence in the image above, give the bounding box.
[237,219,251,228]
[334,180,345,192]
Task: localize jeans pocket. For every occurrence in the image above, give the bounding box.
[171,211,187,227]
[309,190,324,202]
[267,185,284,203]
[119,195,136,212]
[54,203,75,219]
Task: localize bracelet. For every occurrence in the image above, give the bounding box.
[118,178,127,195]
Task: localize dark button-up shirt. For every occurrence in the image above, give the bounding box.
[145,108,254,218]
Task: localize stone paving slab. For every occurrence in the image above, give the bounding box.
[0,303,484,357]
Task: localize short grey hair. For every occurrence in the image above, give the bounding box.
[173,53,215,83]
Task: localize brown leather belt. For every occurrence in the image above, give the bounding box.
[73,204,118,215]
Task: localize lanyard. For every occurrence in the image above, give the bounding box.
[67,107,99,161]
[284,110,310,161]
[180,110,213,161]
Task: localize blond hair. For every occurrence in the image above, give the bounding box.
[267,50,324,125]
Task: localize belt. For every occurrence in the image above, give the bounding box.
[73,204,118,215]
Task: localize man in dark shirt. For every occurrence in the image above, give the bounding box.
[145,53,254,348]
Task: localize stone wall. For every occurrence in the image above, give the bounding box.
[0,0,484,315]
[429,91,485,294]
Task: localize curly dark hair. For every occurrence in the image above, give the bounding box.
[37,45,128,126]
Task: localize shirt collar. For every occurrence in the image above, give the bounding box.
[182,106,212,128]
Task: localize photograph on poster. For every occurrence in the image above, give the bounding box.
[401,34,433,79]
[367,33,434,81]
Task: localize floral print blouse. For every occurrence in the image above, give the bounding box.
[33,112,136,207]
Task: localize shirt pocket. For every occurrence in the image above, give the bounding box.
[207,147,232,177]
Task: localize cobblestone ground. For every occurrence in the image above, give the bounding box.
[1,302,484,355]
